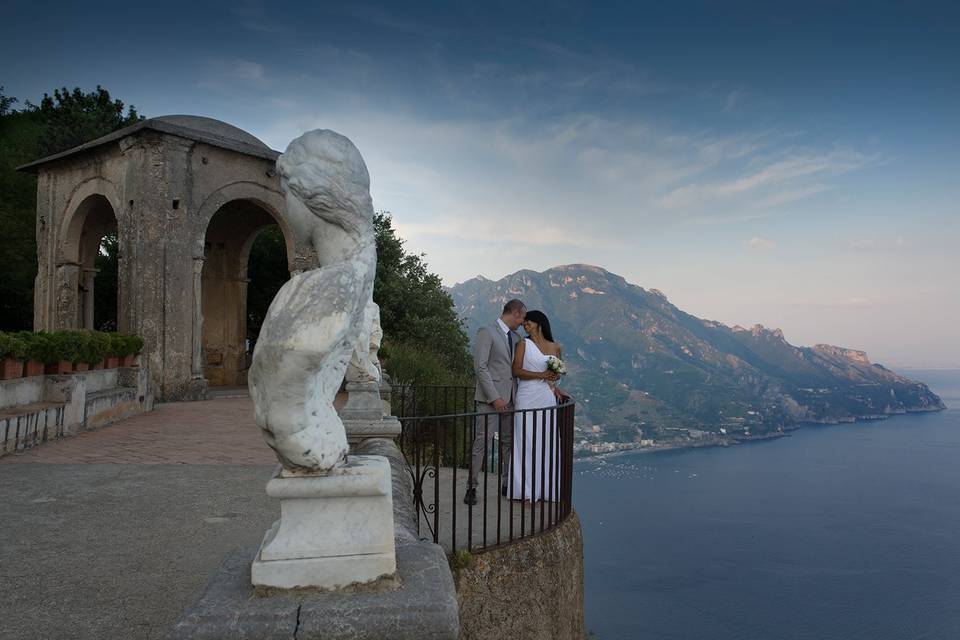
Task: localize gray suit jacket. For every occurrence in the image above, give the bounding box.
[474,321,520,405]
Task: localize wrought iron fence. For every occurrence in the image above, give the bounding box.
[393,385,575,554]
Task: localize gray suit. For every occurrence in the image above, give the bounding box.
[469,321,520,489]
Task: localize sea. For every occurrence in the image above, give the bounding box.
[573,369,960,640]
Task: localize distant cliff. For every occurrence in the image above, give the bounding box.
[450,264,945,444]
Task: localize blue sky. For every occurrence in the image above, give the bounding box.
[3,1,958,367]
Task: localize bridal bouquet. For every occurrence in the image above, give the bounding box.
[546,356,566,376]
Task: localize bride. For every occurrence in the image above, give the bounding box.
[509,310,564,502]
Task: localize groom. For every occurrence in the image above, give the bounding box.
[464,298,526,506]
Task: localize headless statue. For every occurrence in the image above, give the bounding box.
[248,130,376,473]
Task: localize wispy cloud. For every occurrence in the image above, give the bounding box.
[746,237,776,250]
[231,0,286,33]
[724,89,745,112]
[660,149,877,209]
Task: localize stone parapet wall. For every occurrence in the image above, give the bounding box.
[454,511,586,640]
[0,366,153,457]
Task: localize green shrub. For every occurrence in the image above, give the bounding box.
[16,332,56,363]
[108,333,124,357]
[381,341,467,387]
[92,332,113,359]
[448,549,475,574]
[76,331,112,364]
[50,331,82,364]
[0,333,28,359]
[114,334,144,357]
[1,330,144,364]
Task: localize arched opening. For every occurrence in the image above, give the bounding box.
[201,199,291,388]
[66,194,119,330]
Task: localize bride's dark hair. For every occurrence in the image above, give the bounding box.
[524,310,554,342]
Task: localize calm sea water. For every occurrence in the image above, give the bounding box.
[574,369,960,640]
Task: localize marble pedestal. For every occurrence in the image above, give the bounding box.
[341,380,401,446]
[340,380,386,420]
[251,455,396,590]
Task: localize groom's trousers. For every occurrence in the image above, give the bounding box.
[468,401,513,490]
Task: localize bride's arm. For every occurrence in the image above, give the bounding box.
[512,340,556,380]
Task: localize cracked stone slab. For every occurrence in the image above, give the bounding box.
[168,541,458,640]
[167,548,299,640]
[169,439,458,640]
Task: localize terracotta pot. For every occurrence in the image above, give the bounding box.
[44,361,72,375]
[106,356,120,369]
[74,362,90,372]
[24,360,44,377]
[121,354,137,367]
[1,358,24,380]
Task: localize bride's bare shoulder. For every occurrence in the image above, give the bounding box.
[544,341,562,356]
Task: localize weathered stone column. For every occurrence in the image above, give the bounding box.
[191,257,205,379]
[54,262,81,329]
[81,268,98,330]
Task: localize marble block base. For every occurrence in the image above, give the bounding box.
[339,381,386,420]
[251,456,396,590]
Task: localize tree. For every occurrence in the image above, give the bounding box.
[0,86,141,330]
[373,212,472,384]
[36,86,141,156]
[246,226,289,348]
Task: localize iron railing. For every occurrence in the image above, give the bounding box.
[392,385,575,554]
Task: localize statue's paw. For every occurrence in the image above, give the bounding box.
[276,424,346,471]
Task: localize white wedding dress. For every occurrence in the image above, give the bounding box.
[509,338,560,502]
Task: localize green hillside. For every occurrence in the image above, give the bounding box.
[450,264,944,447]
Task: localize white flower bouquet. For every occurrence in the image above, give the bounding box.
[546,356,566,376]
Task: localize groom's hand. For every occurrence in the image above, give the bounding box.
[492,398,509,412]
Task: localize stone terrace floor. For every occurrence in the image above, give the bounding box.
[0,397,540,639]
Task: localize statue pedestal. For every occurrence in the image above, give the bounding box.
[340,380,386,420]
[341,380,401,446]
[251,456,396,590]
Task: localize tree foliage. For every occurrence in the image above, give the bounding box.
[0,86,141,330]
[246,226,288,347]
[35,86,142,156]
[244,214,472,385]
[373,212,472,383]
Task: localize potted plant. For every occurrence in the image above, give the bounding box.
[104,333,120,368]
[74,332,91,371]
[118,334,144,367]
[44,331,78,375]
[89,332,112,369]
[18,332,48,376]
[0,333,27,380]
[76,331,109,372]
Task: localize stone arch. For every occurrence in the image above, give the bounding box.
[199,195,294,388]
[57,179,123,330]
[194,181,295,263]
[59,176,123,264]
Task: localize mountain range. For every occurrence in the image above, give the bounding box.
[449,264,945,446]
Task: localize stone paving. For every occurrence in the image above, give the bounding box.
[0,397,273,466]
[425,468,562,554]
[0,395,544,639]
[0,397,278,640]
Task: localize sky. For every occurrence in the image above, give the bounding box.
[3,0,958,368]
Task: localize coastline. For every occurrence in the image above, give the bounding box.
[574,404,948,463]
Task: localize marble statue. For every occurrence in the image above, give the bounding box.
[346,299,383,384]
[248,129,377,473]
